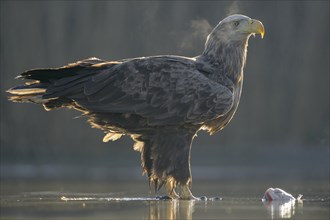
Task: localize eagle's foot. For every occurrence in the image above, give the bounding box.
[179,185,199,200]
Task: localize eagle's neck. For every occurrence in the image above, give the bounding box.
[202,37,249,84]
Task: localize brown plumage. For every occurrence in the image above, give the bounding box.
[7,14,264,199]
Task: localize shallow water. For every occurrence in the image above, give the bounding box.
[1,180,329,219]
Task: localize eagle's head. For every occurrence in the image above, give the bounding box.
[210,14,265,43]
[203,14,264,64]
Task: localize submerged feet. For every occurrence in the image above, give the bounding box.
[154,179,210,200]
[159,184,202,200]
[156,183,220,201]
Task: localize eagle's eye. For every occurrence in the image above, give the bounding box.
[233,21,240,27]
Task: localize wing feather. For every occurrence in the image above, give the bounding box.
[74,56,233,126]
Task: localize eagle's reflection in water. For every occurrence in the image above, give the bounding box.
[149,200,195,220]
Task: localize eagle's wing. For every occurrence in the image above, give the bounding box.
[69,56,233,126]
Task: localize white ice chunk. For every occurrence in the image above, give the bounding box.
[262,188,296,201]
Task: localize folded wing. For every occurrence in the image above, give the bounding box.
[70,56,234,126]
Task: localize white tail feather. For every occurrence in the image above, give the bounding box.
[103,133,123,142]
[7,88,46,95]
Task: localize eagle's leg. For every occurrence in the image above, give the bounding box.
[180,185,198,200]
[133,129,198,200]
[166,181,179,199]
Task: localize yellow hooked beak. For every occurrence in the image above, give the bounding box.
[243,19,265,39]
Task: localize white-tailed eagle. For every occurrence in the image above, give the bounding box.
[8,14,264,199]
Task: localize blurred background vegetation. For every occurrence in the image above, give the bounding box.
[0,1,329,185]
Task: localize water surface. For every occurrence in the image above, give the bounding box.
[1,180,329,219]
